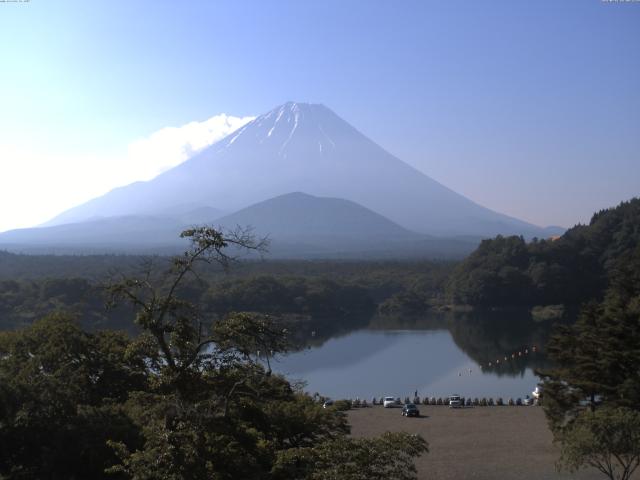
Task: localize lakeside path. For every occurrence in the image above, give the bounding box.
[347,405,619,480]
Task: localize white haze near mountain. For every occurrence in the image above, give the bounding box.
[126,113,255,178]
[0,113,254,233]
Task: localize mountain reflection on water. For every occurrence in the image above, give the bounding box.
[275,311,557,400]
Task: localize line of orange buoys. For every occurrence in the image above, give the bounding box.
[479,345,538,369]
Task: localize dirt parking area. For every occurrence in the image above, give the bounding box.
[347,405,614,480]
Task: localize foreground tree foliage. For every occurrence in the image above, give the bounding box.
[557,408,640,480]
[272,431,428,480]
[0,227,428,479]
[541,246,640,479]
[0,313,147,479]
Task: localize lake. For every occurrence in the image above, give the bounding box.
[273,311,553,401]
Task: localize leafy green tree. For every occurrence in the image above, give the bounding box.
[557,407,640,480]
[105,227,425,479]
[105,227,270,396]
[272,431,428,480]
[0,313,147,479]
[540,246,640,479]
[541,246,640,430]
[103,227,305,478]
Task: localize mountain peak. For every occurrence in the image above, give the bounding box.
[218,101,345,157]
[214,191,415,241]
[41,101,553,238]
[277,101,327,111]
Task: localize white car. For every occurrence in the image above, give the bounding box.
[383,396,396,408]
[448,394,462,408]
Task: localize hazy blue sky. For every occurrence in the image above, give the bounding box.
[1,0,638,231]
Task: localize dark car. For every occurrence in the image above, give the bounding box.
[401,403,420,417]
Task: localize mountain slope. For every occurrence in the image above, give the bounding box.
[212,192,465,258]
[45,102,556,238]
[0,216,187,253]
[215,192,415,241]
[0,192,478,258]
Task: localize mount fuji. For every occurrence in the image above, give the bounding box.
[1,102,562,256]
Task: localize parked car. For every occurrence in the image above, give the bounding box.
[383,396,397,408]
[402,403,420,417]
[448,394,462,408]
[523,395,533,406]
[322,399,334,408]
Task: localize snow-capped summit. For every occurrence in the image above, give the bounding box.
[216,102,337,157]
[214,102,357,161]
[43,102,553,237]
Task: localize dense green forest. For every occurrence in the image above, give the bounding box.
[446,198,640,308]
[0,256,453,332]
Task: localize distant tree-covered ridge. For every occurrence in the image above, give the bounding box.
[0,275,375,332]
[446,198,640,307]
[0,255,454,332]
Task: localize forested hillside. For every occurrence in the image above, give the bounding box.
[446,198,640,307]
[0,257,453,332]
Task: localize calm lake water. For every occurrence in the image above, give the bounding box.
[273,312,553,400]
